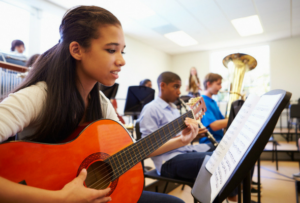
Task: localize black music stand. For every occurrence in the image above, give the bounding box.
[100,83,119,99]
[124,86,155,120]
[192,89,291,203]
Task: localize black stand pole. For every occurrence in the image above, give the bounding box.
[238,183,242,203]
[258,157,261,203]
[243,171,251,203]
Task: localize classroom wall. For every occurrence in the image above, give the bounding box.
[170,36,300,101]
[2,0,172,116]
[270,36,300,101]
[116,35,172,115]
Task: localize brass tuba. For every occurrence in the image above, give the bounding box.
[223,53,257,118]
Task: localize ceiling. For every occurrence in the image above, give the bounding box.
[47,0,300,55]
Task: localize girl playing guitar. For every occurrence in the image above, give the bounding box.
[0,6,200,203]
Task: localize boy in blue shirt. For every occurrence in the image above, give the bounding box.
[200,73,228,144]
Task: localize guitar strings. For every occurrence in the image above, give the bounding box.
[86,111,193,176]
[88,122,187,189]
[86,111,193,178]
[87,119,191,189]
[87,110,197,188]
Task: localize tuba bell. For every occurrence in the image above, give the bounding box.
[223,53,257,118]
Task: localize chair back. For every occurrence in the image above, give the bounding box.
[135,121,142,141]
[290,104,300,119]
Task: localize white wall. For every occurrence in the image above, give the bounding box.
[116,35,171,115]
[171,36,300,101]
[3,0,172,117]
[270,36,300,101]
[171,51,210,95]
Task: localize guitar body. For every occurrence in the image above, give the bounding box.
[0,119,144,203]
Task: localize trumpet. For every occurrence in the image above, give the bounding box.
[178,98,218,147]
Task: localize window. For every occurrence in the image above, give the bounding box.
[0,1,30,56]
[40,11,62,53]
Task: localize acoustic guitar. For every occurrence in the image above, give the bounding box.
[0,97,206,203]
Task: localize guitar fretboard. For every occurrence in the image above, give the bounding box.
[105,110,194,180]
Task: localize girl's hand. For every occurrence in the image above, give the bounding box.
[181,118,199,145]
[60,169,112,203]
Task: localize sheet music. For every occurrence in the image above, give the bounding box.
[209,94,282,202]
[205,94,260,174]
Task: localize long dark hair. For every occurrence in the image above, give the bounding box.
[15,6,121,143]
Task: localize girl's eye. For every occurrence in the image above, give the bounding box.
[106,49,116,53]
[121,51,125,55]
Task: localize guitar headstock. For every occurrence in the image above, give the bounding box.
[186,97,207,120]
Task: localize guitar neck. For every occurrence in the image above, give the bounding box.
[106,110,194,180]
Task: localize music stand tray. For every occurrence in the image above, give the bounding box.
[124,86,155,117]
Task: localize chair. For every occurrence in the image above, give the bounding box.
[279,101,290,140]
[288,104,300,148]
[135,121,197,203]
[268,136,279,170]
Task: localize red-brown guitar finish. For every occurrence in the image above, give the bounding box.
[0,120,143,203]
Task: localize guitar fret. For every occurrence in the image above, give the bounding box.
[141,139,150,155]
[118,154,127,175]
[149,132,157,153]
[156,131,163,146]
[171,120,176,134]
[108,109,202,181]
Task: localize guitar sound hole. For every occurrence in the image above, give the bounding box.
[85,161,112,189]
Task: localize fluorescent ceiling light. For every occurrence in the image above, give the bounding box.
[164,31,198,47]
[231,15,263,37]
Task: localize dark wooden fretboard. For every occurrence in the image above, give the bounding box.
[105,110,194,180]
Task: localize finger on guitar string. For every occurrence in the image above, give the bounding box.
[60,169,112,203]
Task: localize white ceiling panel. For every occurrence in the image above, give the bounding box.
[136,15,170,29]
[215,0,257,20]
[142,0,208,35]
[44,0,299,54]
[259,9,290,31]
[254,0,290,15]
[178,0,235,37]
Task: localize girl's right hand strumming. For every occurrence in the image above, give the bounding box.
[60,169,112,203]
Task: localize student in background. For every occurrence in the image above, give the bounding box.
[25,54,40,68]
[139,71,212,181]
[200,73,228,144]
[11,39,26,55]
[0,6,185,203]
[186,67,201,97]
[139,79,152,88]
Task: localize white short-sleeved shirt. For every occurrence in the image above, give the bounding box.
[0,82,120,142]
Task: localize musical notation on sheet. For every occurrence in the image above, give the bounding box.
[207,94,282,202]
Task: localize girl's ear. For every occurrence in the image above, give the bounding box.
[69,41,83,60]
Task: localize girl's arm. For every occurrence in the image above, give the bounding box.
[0,82,46,142]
